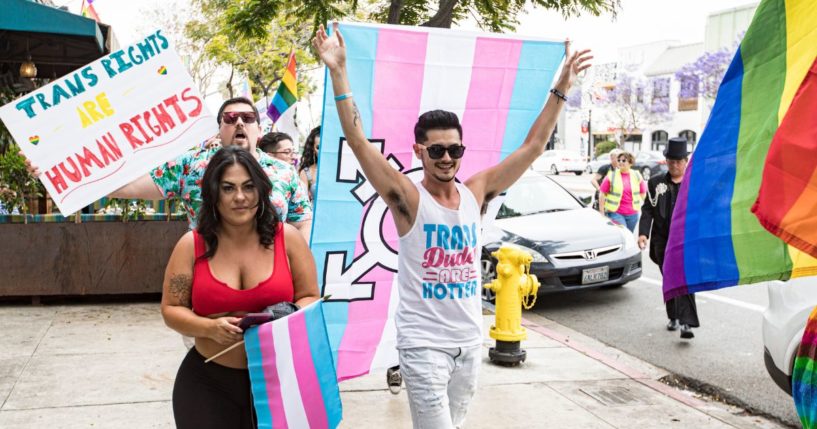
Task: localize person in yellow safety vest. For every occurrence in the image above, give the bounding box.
[598,150,646,232]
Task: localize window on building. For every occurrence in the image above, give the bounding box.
[651,130,668,151]
[625,134,643,152]
[650,77,671,113]
[679,130,697,151]
[678,76,699,111]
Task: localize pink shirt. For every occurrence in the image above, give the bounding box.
[600,171,647,215]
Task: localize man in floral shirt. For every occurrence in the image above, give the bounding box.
[110,97,312,237]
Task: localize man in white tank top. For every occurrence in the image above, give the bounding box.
[314,23,592,429]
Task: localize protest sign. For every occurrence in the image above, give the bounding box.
[0,29,215,215]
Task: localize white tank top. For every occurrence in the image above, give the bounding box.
[396,181,483,349]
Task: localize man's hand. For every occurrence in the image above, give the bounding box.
[313,22,346,72]
[638,235,648,250]
[204,135,221,150]
[554,41,593,92]
[18,150,41,176]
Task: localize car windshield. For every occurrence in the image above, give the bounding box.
[497,176,582,219]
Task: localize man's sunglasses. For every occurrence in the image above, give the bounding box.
[424,144,466,160]
[617,158,630,163]
[222,112,258,125]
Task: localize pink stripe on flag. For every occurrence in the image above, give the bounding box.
[459,38,523,180]
[259,324,289,428]
[371,28,428,174]
[337,267,394,380]
[288,312,329,428]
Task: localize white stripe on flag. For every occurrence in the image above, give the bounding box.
[413,32,476,169]
[369,275,400,369]
[272,319,309,428]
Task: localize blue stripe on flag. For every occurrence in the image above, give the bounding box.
[245,327,273,428]
[500,41,564,158]
[683,49,743,289]
[314,23,379,366]
[272,93,290,117]
[304,302,343,427]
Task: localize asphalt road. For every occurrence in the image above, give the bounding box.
[528,172,799,427]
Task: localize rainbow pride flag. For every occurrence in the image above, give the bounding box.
[313,22,564,380]
[267,51,297,123]
[80,0,100,22]
[663,0,817,301]
[244,301,342,429]
[794,306,817,428]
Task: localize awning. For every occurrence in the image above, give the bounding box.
[0,0,109,79]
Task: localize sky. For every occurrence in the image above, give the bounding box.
[61,0,758,59]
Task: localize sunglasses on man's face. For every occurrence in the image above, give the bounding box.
[424,144,466,160]
[222,111,258,125]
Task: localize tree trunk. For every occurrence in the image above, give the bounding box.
[421,0,459,28]
[387,0,404,24]
[226,67,235,98]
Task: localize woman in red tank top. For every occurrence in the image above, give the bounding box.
[160,146,319,428]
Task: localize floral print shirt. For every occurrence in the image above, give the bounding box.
[150,148,312,228]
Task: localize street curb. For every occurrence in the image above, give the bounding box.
[519,316,708,408]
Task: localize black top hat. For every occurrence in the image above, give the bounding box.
[664,137,689,159]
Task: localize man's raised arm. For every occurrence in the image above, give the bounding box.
[313,23,418,228]
[466,42,592,206]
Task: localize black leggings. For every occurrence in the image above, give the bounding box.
[173,347,256,429]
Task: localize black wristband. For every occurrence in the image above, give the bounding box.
[550,88,568,102]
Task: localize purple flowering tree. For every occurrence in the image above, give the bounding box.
[674,47,734,108]
[595,69,671,146]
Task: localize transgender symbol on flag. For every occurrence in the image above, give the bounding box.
[244,301,343,429]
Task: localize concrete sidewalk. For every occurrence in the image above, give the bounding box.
[0,303,790,428]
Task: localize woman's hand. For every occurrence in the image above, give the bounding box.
[554,41,593,92]
[207,316,243,346]
[313,22,346,73]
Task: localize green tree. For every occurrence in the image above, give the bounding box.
[187,0,319,105]
[225,0,621,39]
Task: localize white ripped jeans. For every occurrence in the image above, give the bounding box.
[398,345,481,429]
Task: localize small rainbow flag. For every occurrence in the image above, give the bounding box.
[663,0,817,301]
[244,301,342,428]
[794,306,817,428]
[80,0,100,22]
[266,51,297,123]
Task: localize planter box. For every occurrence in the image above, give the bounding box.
[0,221,188,296]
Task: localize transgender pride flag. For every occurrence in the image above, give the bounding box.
[244,301,342,428]
[311,22,565,380]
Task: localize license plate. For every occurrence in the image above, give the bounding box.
[582,266,609,284]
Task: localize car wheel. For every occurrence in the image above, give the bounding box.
[550,164,559,175]
[575,170,584,176]
[641,167,651,178]
[481,256,497,303]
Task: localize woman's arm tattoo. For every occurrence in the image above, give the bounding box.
[169,274,193,307]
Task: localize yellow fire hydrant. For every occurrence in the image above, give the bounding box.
[484,246,540,366]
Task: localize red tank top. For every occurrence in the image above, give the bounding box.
[191,226,294,316]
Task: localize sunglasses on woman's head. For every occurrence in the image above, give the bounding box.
[425,144,466,160]
[222,112,258,125]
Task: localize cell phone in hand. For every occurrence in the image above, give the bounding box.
[238,313,275,331]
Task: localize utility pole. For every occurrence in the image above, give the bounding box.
[588,109,593,157]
